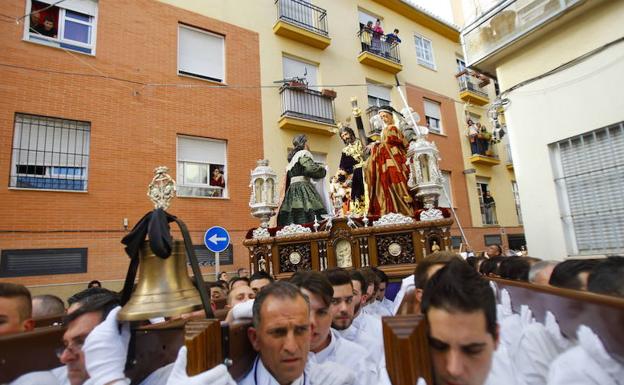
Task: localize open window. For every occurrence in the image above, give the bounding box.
[25,0,98,54]
[177,135,228,198]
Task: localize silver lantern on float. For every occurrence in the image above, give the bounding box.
[400,107,445,221]
[249,159,279,236]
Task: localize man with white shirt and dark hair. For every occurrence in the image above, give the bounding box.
[322,269,384,359]
[289,272,377,384]
[372,267,393,316]
[421,259,499,385]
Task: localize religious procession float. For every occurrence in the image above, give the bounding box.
[243,93,456,279]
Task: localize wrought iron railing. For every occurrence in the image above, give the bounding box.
[458,73,488,97]
[480,203,498,225]
[467,127,499,158]
[275,0,328,36]
[357,29,401,64]
[280,85,335,125]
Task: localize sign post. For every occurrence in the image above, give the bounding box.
[204,226,230,280]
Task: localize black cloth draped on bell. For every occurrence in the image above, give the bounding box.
[122,208,176,260]
[119,208,212,318]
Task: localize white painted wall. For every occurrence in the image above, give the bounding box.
[503,44,624,259]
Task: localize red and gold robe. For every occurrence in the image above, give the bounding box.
[365,124,414,217]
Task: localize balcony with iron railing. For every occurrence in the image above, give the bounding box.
[456,71,490,106]
[480,201,499,225]
[461,0,585,73]
[468,127,501,166]
[278,83,337,136]
[356,29,402,74]
[273,0,331,49]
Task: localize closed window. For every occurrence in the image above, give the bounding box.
[26,0,98,54]
[550,122,624,255]
[414,34,435,69]
[178,25,225,82]
[424,99,443,134]
[367,82,391,107]
[1,248,87,277]
[177,135,227,198]
[10,113,90,191]
[438,171,453,208]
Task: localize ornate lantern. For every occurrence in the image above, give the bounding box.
[249,159,279,234]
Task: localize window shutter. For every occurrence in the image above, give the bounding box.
[37,0,97,16]
[177,136,226,164]
[424,99,441,119]
[178,25,224,82]
[552,122,624,254]
[367,83,391,101]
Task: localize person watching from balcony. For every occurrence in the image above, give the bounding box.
[477,124,492,156]
[371,19,384,53]
[483,191,496,225]
[466,119,480,154]
[385,29,401,45]
[360,21,373,52]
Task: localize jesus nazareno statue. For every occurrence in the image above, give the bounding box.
[365,106,415,217]
[277,134,327,226]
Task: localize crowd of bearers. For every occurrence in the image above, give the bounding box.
[3,252,624,385]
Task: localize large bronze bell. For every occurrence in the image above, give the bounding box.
[117,240,203,321]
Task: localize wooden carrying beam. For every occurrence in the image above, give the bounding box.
[491,277,624,359]
[0,326,66,383]
[383,314,433,385]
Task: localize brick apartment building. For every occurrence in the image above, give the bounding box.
[0,0,263,294]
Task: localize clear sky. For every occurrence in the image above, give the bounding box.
[407,0,455,24]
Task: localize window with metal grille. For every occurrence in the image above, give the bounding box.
[550,122,624,256]
[191,245,233,267]
[0,248,87,277]
[10,113,90,191]
[484,234,502,247]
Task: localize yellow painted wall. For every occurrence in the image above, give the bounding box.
[158,0,520,233]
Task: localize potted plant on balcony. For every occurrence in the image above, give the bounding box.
[321,88,337,99]
[288,79,307,89]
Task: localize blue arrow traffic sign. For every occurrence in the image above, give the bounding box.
[204,226,230,253]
